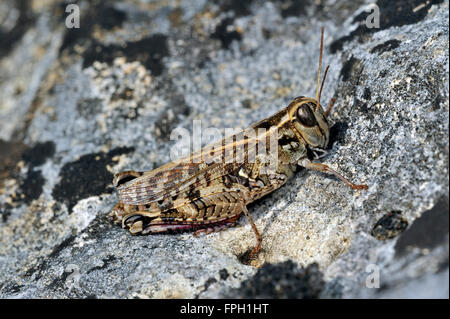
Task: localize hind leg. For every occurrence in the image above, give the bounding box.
[193,227,215,237]
[193,221,237,237]
[239,203,262,260]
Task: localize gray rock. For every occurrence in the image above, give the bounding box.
[0,0,448,298]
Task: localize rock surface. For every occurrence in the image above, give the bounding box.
[0,0,448,298]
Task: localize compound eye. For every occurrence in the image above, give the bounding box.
[296,103,318,127]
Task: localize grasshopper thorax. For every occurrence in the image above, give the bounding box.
[287,96,329,149]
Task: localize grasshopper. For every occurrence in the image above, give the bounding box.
[110,28,368,259]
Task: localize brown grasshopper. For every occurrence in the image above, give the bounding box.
[110,28,368,259]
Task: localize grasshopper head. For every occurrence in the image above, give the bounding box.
[287,96,329,149]
[286,27,332,150]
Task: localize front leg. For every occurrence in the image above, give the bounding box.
[298,158,368,190]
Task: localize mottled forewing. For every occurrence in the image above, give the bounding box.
[116,122,273,205]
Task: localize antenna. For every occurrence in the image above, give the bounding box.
[315,27,325,110]
[318,65,329,108]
